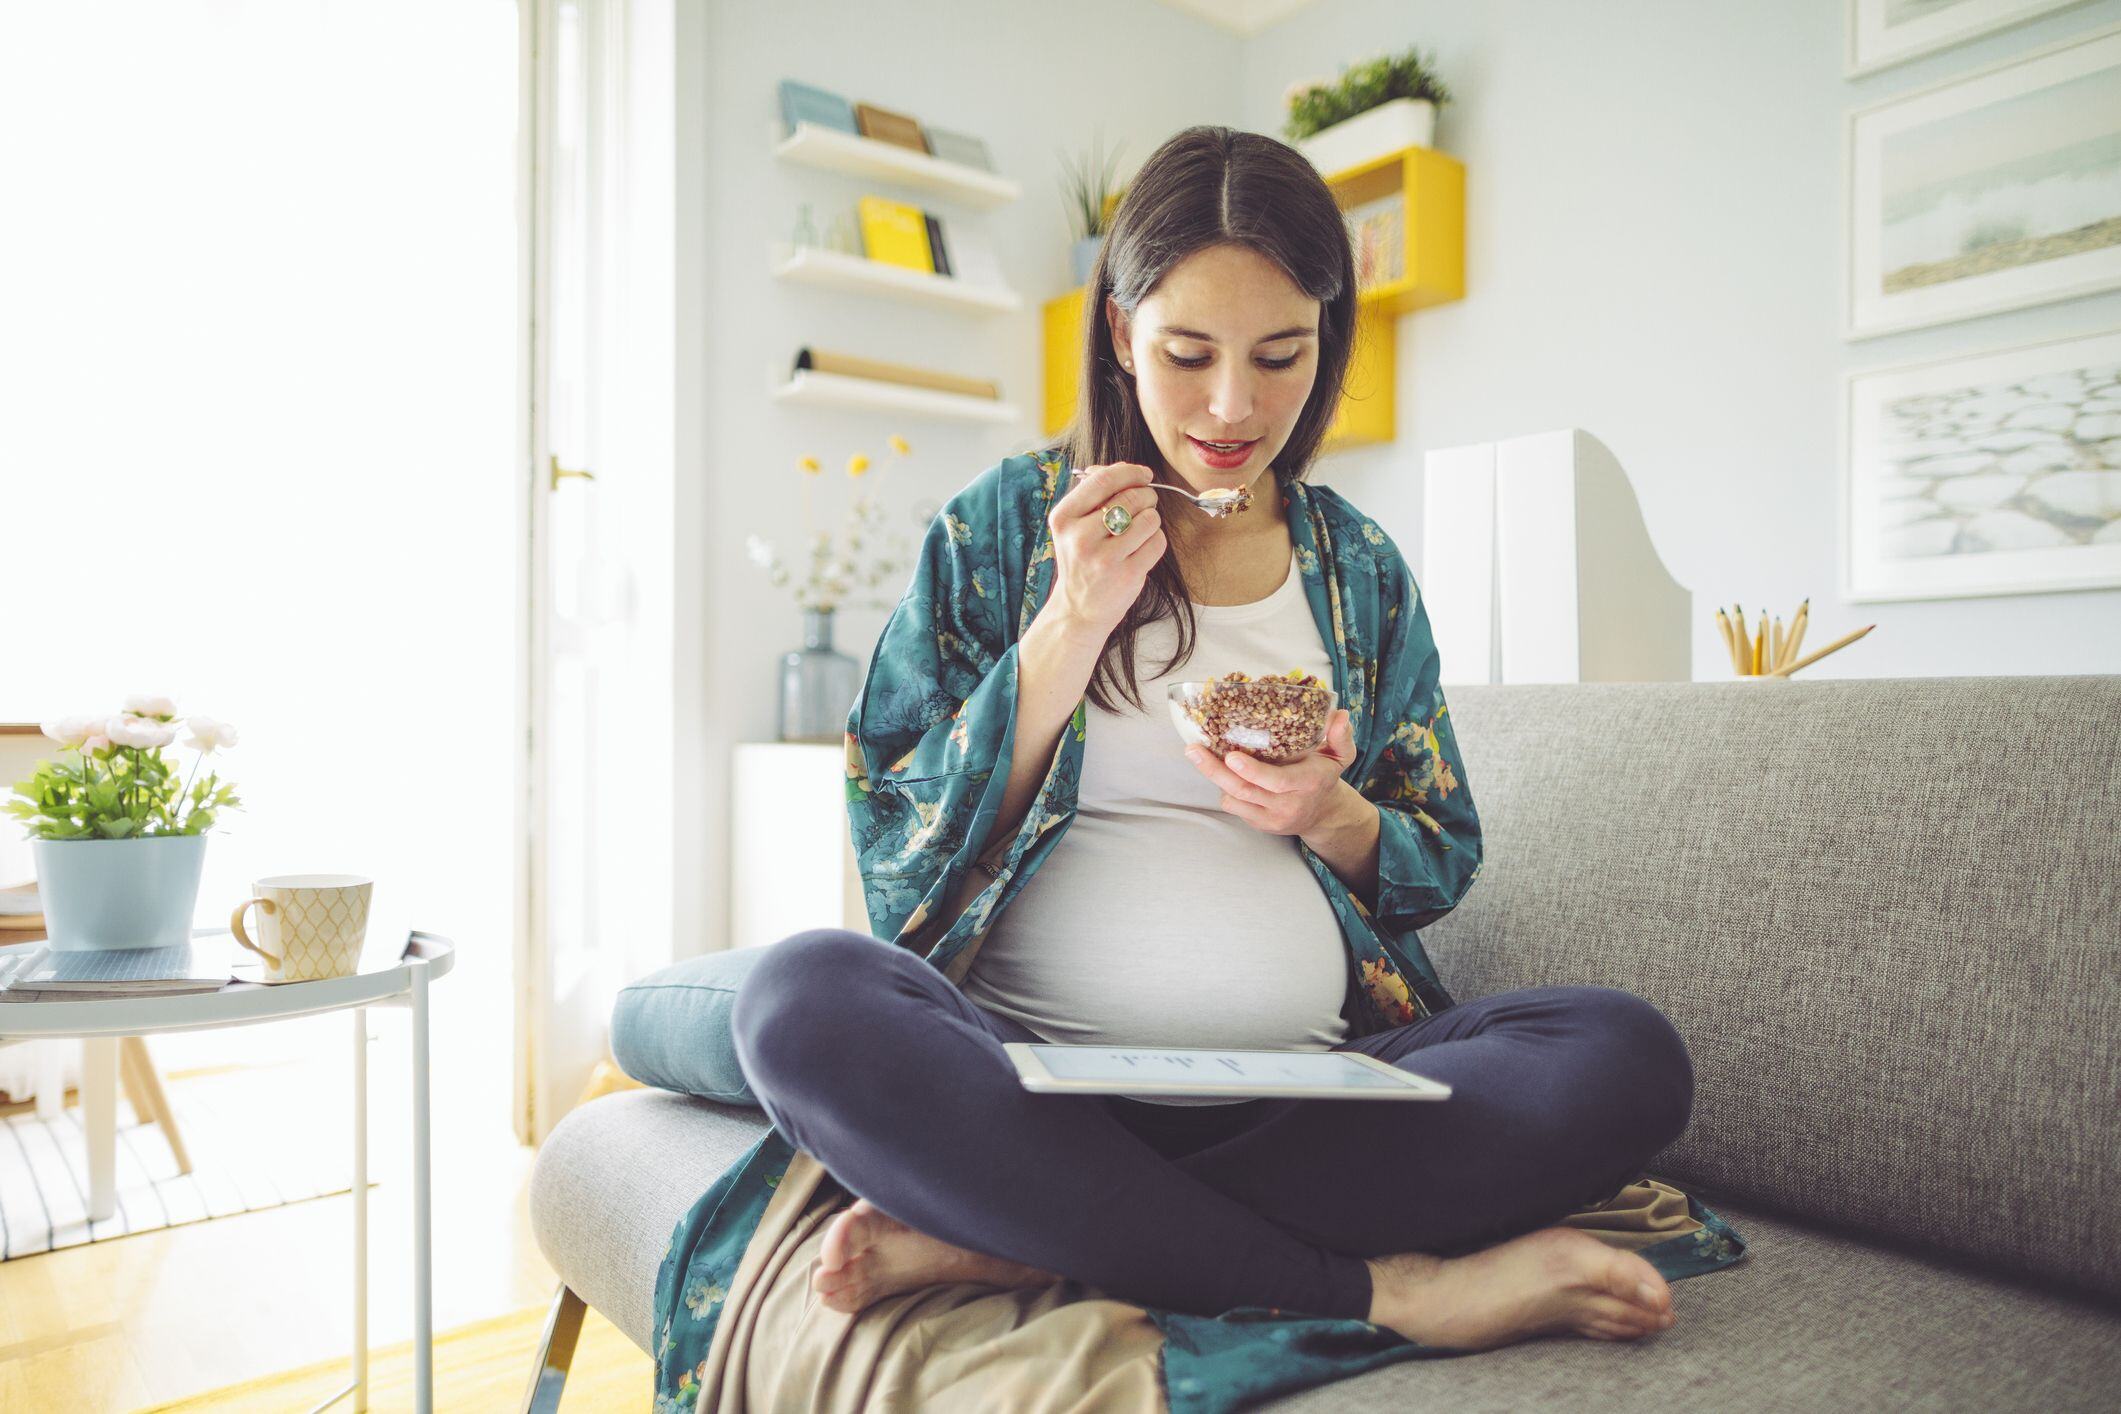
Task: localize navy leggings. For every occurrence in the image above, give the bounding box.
[730,928,1694,1322]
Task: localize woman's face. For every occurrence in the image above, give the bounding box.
[1106,242,1321,500]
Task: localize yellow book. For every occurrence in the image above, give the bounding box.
[857,195,935,273]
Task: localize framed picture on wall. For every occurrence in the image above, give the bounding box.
[1843,326,2121,601]
[1845,23,2121,339]
[1846,0,2097,77]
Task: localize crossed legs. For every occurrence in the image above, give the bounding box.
[730,928,1692,1327]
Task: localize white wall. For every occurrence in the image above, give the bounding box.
[676,0,2121,953]
[1238,0,2121,681]
[680,0,1242,955]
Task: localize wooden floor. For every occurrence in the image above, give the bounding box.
[0,1007,566,1410]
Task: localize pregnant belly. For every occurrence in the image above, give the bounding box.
[962,810,1352,1053]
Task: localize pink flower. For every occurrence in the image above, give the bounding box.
[106,714,177,750]
[40,714,104,750]
[182,716,240,755]
[123,692,178,719]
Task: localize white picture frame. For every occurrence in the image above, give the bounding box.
[1843,326,2121,602]
[1845,22,2121,340]
[1846,0,2096,78]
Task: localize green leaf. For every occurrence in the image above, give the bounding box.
[95,817,137,839]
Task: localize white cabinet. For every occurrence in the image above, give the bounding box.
[730,743,870,950]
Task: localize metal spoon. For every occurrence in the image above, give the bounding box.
[1069,468,1253,519]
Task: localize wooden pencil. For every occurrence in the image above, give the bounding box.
[1716,609,1745,675]
[1770,622,1874,677]
[1770,617,1784,672]
[1784,600,1809,669]
[1752,609,1765,675]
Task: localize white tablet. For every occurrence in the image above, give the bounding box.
[1004,1042,1450,1102]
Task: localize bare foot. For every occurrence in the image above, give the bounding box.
[1365,1227,1678,1350]
[812,1197,1062,1315]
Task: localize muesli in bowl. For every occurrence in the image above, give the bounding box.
[1168,670,1337,765]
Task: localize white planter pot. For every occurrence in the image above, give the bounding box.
[1295,97,1437,177]
[33,834,209,951]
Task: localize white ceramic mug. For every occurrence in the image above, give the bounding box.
[229,874,373,983]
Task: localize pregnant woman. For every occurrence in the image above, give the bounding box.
[731,125,1694,1352]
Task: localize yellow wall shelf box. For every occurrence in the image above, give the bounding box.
[1041,143,1463,452]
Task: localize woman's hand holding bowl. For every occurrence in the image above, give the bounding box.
[1044,462,1166,641]
[1186,708,1366,838]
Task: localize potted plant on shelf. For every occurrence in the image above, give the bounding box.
[746,437,917,742]
[1059,130,1127,287]
[1283,45,1453,176]
[6,696,242,951]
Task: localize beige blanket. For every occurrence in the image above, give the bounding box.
[691,1150,1705,1413]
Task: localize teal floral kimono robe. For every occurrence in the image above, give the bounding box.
[651,449,1746,1414]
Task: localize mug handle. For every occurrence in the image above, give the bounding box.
[230,897,280,964]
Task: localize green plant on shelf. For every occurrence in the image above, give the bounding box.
[1058,129,1127,241]
[1282,46,1453,142]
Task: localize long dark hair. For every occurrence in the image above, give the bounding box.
[1047,125,1358,713]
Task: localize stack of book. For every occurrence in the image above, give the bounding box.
[0,936,238,1002]
[0,880,45,946]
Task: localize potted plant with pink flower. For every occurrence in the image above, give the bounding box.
[5,694,243,951]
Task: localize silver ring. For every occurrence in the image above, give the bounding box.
[1102,503,1133,537]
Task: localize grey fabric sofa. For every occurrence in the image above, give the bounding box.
[530,676,2121,1410]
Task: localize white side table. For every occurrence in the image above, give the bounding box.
[0,929,454,1414]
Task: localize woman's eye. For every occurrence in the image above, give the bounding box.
[1163,353,1301,370]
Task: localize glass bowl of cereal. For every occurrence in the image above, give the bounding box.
[1168,671,1337,765]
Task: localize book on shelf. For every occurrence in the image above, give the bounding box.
[776,79,858,137]
[1343,193,1404,292]
[923,212,953,278]
[853,101,926,154]
[857,195,937,274]
[793,347,1000,400]
[923,126,994,172]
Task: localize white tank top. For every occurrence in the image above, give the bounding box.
[961,547,1353,1105]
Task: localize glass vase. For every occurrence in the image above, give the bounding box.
[779,607,860,743]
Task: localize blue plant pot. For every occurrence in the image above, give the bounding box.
[33,834,209,952]
[1071,235,1103,287]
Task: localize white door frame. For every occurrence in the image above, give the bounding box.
[515,0,681,1145]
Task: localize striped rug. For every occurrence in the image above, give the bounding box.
[0,1061,361,1260]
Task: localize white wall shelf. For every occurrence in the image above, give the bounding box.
[770,365,1020,425]
[772,121,1021,209]
[769,242,1021,315]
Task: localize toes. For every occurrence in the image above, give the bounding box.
[1604,1255,1670,1314]
[820,1201,883,1274]
[1584,1293,1653,1330]
[819,1214,854,1273]
[1582,1321,1637,1341]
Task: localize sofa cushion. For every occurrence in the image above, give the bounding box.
[1263,1194,2121,1412]
[531,1089,774,1349]
[529,1091,2121,1410]
[609,945,768,1107]
[1420,676,2121,1302]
